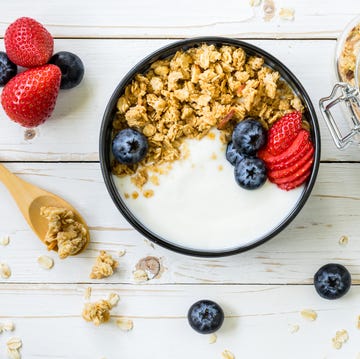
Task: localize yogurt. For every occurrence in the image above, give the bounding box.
[112,132,304,252]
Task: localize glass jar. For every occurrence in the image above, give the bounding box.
[319,15,360,149]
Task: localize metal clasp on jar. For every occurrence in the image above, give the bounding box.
[319,83,360,149]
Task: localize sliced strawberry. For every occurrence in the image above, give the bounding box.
[278,170,311,191]
[258,129,310,165]
[268,141,312,171]
[270,157,314,184]
[267,111,302,155]
[268,145,314,179]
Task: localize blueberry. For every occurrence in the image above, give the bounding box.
[234,157,267,190]
[0,51,17,87]
[187,300,224,334]
[112,128,148,165]
[49,51,84,89]
[314,263,351,300]
[232,118,266,156]
[226,141,244,166]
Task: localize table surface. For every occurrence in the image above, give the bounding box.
[1,1,360,358]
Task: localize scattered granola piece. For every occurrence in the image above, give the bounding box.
[40,206,89,259]
[108,293,120,307]
[133,269,149,282]
[300,309,317,321]
[131,191,139,199]
[118,249,126,257]
[218,165,223,171]
[339,235,349,246]
[3,321,15,332]
[7,337,22,350]
[116,317,134,331]
[82,293,118,326]
[289,324,300,334]
[332,329,349,349]
[37,255,54,269]
[0,235,10,246]
[249,0,261,6]
[90,250,118,279]
[143,189,154,198]
[279,8,295,21]
[84,287,92,300]
[7,348,21,359]
[263,0,275,21]
[209,333,217,344]
[222,349,235,359]
[150,175,160,186]
[0,263,11,279]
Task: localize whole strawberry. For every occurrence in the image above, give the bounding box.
[1,64,61,127]
[5,17,53,67]
[267,111,302,155]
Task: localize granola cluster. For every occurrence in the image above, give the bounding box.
[338,22,360,84]
[89,250,118,279]
[40,206,88,259]
[82,293,119,326]
[112,44,304,188]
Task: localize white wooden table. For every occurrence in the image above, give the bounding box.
[1,1,360,358]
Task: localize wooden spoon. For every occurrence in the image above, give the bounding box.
[0,163,90,254]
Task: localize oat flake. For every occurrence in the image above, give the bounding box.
[0,235,10,246]
[300,309,317,321]
[133,269,149,282]
[222,350,235,359]
[339,235,349,246]
[3,321,15,332]
[7,348,21,359]
[116,318,134,331]
[118,249,126,257]
[37,255,54,269]
[209,333,217,344]
[1,263,11,279]
[279,8,295,21]
[84,287,92,300]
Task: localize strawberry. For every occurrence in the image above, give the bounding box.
[278,170,311,191]
[4,17,53,67]
[268,146,314,180]
[267,111,302,155]
[258,129,310,165]
[1,64,61,127]
[269,157,314,185]
[268,141,312,171]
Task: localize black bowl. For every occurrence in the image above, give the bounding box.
[99,37,321,257]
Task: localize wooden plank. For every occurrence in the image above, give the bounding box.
[0,162,359,285]
[0,283,359,358]
[0,38,359,162]
[1,0,359,39]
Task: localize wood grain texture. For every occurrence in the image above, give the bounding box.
[1,284,360,358]
[0,0,359,39]
[0,38,360,162]
[0,162,359,285]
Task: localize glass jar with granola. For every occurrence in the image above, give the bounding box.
[320,15,360,149]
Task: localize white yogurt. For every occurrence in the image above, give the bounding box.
[112,132,304,252]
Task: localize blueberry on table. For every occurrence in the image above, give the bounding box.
[112,128,148,165]
[49,51,84,89]
[234,157,267,190]
[232,118,266,156]
[187,300,224,334]
[314,263,351,300]
[0,51,17,86]
[226,141,244,166]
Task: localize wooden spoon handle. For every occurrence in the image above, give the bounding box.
[0,163,39,212]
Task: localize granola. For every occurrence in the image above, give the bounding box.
[37,255,54,269]
[0,262,11,279]
[116,317,134,331]
[112,44,304,189]
[300,309,317,321]
[338,22,360,84]
[90,250,119,279]
[40,206,88,259]
[82,293,119,326]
